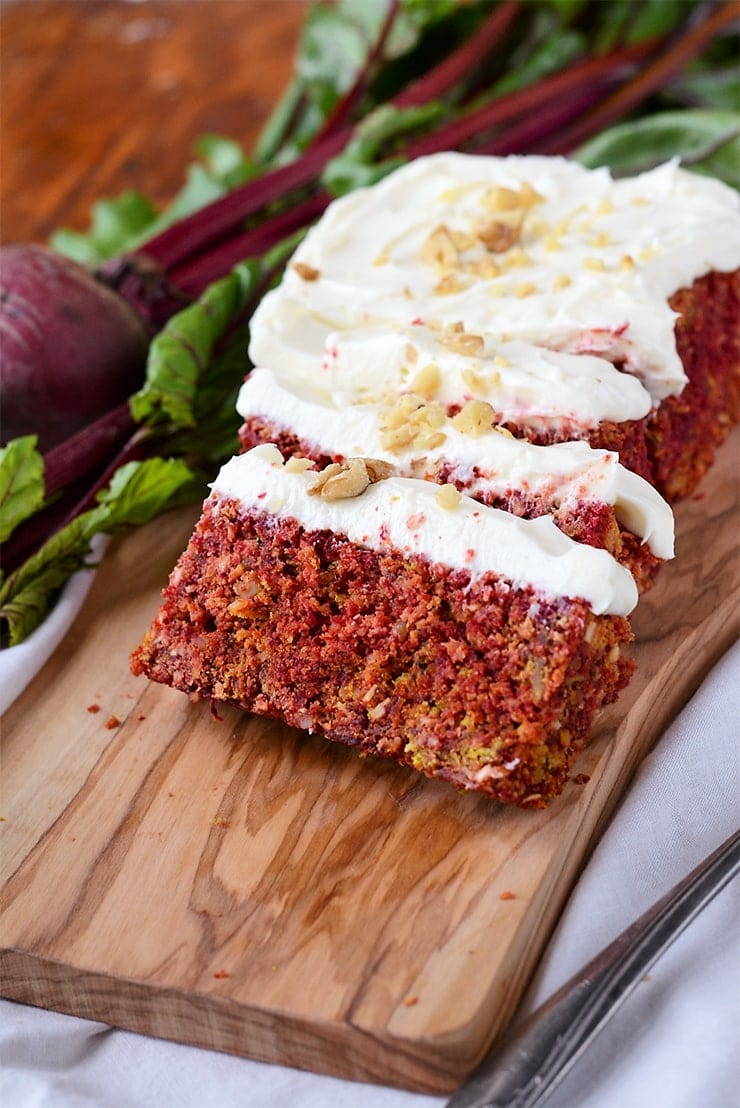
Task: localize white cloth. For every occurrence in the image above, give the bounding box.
[0,536,107,716]
[1,626,738,1107]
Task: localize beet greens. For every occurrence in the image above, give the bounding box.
[1,0,737,645]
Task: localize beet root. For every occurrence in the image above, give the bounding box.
[0,245,150,451]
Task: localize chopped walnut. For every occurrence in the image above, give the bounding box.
[308,457,392,500]
[438,330,484,357]
[461,367,488,394]
[481,182,543,213]
[419,224,458,269]
[364,458,394,483]
[506,248,532,269]
[435,483,462,510]
[284,455,313,473]
[434,273,461,295]
[481,185,523,212]
[519,182,544,207]
[450,228,476,251]
[514,282,537,298]
[409,362,441,399]
[404,343,419,365]
[476,217,521,253]
[380,394,447,453]
[292,262,320,281]
[451,399,496,438]
[469,255,500,279]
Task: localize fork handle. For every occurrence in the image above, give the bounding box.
[448,829,740,1108]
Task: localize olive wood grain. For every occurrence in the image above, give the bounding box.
[1,427,737,1093]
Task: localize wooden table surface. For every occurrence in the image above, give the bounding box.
[1,0,306,247]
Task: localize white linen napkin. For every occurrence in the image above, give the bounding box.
[1,624,737,1107]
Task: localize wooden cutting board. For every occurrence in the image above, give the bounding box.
[1,428,737,1093]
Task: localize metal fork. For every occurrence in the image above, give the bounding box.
[448,828,740,1108]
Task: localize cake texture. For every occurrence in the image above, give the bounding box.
[133,154,740,806]
[132,445,636,807]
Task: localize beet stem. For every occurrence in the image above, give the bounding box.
[42,401,136,498]
[472,85,610,157]
[403,37,658,159]
[395,1,521,108]
[142,130,348,272]
[170,193,331,298]
[140,0,521,278]
[541,2,739,155]
[313,0,402,142]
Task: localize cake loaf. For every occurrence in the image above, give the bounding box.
[132,443,637,807]
[132,154,740,806]
[249,154,739,499]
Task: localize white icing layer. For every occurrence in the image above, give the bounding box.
[250,154,740,417]
[237,368,674,558]
[212,444,639,617]
[253,320,652,430]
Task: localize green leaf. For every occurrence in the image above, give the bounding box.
[298,4,369,116]
[0,510,105,645]
[51,135,255,261]
[576,110,740,190]
[339,0,459,63]
[97,457,203,526]
[671,67,740,113]
[130,164,230,248]
[491,27,585,97]
[0,457,201,645]
[50,191,157,265]
[194,133,258,190]
[543,0,587,24]
[130,262,260,430]
[322,101,443,196]
[0,436,45,544]
[626,0,698,44]
[254,77,306,165]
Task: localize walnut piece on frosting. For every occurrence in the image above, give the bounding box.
[308,457,393,500]
[435,483,462,510]
[292,262,320,281]
[437,327,485,357]
[419,224,458,269]
[380,394,447,453]
[284,455,314,473]
[451,399,497,438]
[476,217,522,253]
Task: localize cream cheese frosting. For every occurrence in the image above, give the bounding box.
[249,154,740,414]
[252,320,653,430]
[232,154,739,612]
[212,444,639,617]
[236,368,675,558]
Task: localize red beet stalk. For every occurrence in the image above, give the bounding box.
[139,0,523,279]
[541,1,739,155]
[313,0,402,142]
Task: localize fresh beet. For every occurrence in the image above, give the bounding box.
[0,245,150,451]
